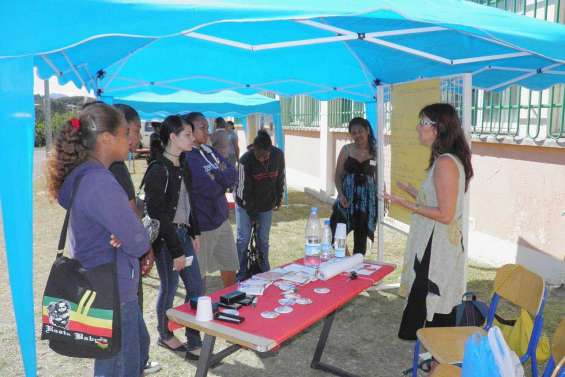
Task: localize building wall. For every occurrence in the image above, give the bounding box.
[283,129,322,190]
[277,128,565,285]
[469,141,565,284]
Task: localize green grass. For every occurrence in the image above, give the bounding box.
[0,157,561,376]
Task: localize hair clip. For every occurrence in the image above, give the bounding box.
[70,118,80,130]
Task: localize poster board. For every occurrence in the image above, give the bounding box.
[389,79,440,225]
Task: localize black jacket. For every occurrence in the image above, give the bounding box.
[235,147,285,219]
[144,155,200,259]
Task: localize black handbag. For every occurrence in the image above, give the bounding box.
[242,224,264,280]
[41,175,121,359]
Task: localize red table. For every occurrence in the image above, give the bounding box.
[167,260,395,377]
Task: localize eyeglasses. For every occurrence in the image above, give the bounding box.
[418,118,436,127]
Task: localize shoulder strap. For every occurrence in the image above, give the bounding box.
[139,160,169,194]
[57,174,85,255]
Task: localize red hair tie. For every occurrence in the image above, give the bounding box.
[70,118,80,130]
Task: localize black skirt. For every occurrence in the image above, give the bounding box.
[398,232,456,341]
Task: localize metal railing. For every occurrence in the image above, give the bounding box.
[470,0,565,142]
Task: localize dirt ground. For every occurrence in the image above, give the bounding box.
[0,153,562,377]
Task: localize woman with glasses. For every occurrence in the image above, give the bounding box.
[383,103,473,340]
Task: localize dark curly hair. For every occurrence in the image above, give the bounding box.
[419,103,473,192]
[47,103,123,199]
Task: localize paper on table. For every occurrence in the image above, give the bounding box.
[347,263,382,276]
[239,285,265,296]
[253,271,285,281]
[318,254,364,280]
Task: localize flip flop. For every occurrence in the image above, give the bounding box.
[157,338,188,355]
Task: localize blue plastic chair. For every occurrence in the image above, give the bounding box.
[542,319,565,377]
[412,264,548,377]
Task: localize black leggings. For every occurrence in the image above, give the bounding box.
[329,207,369,255]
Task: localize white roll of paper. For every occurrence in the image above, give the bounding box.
[318,254,364,281]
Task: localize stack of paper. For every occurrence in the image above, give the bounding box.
[238,278,272,296]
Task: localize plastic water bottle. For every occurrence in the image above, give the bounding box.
[321,219,333,261]
[304,207,321,267]
[334,223,347,258]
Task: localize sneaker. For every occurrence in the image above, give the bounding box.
[143,360,161,375]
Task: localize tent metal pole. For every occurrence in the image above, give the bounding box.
[43,80,53,154]
[485,62,562,91]
[376,85,386,262]
[462,73,472,291]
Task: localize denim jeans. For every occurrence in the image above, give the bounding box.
[155,226,203,348]
[235,206,273,281]
[94,298,149,377]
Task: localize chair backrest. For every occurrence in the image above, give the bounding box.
[492,264,545,317]
[553,319,565,367]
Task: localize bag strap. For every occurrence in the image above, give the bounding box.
[57,174,85,255]
[139,160,169,194]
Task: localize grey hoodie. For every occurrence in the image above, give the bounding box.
[58,160,149,302]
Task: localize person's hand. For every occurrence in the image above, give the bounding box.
[273,205,280,211]
[338,193,349,208]
[382,191,410,209]
[192,236,200,254]
[396,181,417,196]
[173,255,186,271]
[140,248,155,276]
[110,234,122,248]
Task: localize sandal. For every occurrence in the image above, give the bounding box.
[157,338,188,355]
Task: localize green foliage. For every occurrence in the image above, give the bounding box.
[34,95,87,147]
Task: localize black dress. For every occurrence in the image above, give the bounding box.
[330,156,378,255]
[398,232,456,340]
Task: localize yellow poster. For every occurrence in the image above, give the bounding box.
[390,79,440,225]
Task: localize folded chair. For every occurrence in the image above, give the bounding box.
[542,318,565,377]
[412,264,548,377]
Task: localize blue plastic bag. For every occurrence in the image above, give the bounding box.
[462,332,501,377]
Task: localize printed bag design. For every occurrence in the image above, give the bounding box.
[40,175,121,359]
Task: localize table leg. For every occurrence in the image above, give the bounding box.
[194,334,242,377]
[195,334,216,377]
[311,311,362,377]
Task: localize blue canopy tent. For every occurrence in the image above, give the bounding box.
[2,1,565,375]
[104,90,284,149]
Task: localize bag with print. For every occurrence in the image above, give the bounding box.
[41,175,121,359]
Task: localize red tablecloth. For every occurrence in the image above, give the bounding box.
[169,261,394,347]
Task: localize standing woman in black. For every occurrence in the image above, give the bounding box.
[144,115,203,358]
[330,117,379,255]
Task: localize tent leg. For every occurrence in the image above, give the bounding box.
[0,56,37,377]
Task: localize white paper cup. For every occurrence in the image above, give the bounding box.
[335,223,347,239]
[195,296,214,322]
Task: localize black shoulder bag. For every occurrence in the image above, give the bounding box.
[242,224,264,280]
[41,175,121,359]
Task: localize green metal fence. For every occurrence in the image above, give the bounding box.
[280,96,365,130]
[470,0,565,141]
[328,98,365,129]
[280,95,320,129]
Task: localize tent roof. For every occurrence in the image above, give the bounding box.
[110,90,280,119]
[9,0,561,100]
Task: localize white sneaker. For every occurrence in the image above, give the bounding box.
[143,360,161,375]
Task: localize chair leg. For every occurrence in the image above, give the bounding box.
[412,340,420,377]
[542,357,554,377]
[531,349,538,377]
